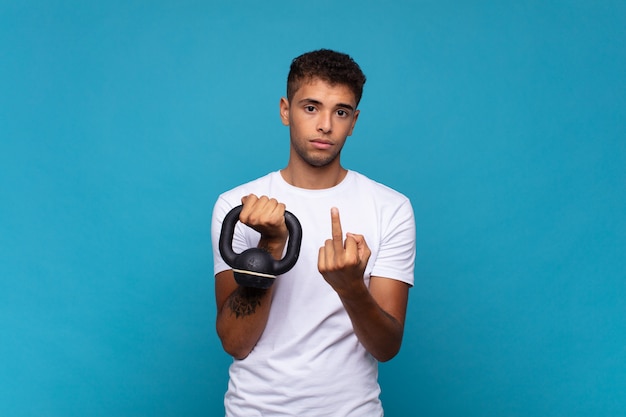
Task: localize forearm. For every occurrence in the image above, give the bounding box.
[216,236,285,360]
[338,283,404,362]
[217,283,273,359]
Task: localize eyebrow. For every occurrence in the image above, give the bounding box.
[298,98,355,112]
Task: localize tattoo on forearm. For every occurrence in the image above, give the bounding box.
[228,287,266,318]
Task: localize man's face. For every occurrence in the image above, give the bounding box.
[280,78,360,168]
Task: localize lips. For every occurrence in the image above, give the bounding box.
[310,139,333,150]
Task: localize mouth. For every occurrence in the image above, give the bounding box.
[310,139,333,150]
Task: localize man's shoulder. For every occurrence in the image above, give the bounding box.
[215,171,282,208]
[349,170,410,202]
[220,171,278,195]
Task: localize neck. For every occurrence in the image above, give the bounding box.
[280,161,348,190]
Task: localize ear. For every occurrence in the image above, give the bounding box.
[279,97,290,126]
[347,109,360,136]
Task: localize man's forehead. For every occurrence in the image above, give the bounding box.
[293,77,357,106]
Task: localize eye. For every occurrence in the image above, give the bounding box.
[336,109,349,117]
[304,105,316,112]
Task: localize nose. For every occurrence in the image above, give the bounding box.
[317,111,332,134]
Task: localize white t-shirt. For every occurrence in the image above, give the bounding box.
[211,170,416,417]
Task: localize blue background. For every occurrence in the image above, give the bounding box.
[2,1,625,416]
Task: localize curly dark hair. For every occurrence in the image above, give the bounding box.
[287,49,367,106]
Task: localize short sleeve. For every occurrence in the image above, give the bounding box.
[370,198,416,286]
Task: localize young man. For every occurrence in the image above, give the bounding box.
[211,49,416,416]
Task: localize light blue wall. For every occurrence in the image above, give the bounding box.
[2,1,624,416]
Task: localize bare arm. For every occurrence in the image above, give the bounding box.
[215,195,288,359]
[336,276,409,362]
[318,208,410,362]
[215,270,274,359]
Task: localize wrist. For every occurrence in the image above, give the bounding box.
[258,236,287,260]
[335,279,369,302]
